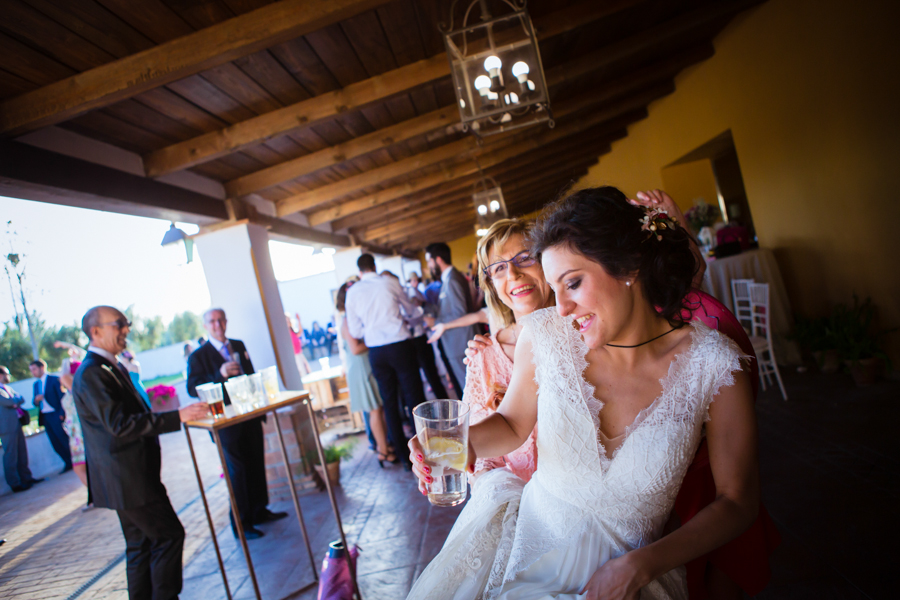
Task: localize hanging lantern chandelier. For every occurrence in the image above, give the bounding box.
[442,0,553,139]
[472,176,508,236]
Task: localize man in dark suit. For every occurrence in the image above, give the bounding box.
[73,305,208,600]
[29,359,72,473]
[186,308,286,540]
[1,365,41,492]
[425,243,481,393]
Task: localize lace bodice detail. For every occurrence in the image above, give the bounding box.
[464,339,538,482]
[505,307,744,580]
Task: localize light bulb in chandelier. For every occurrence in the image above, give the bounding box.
[490,200,500,212]
[484,55,502,77]
[474,75,492,97]
[512,61,530,83]
[477,204,488,216]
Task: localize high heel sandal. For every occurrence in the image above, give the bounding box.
[376,450,398,468]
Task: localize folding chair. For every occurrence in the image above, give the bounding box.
[748,282,788,400]
[730,278,755,335]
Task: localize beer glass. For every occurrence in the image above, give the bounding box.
[197,382,225,419]
[413,400,470,507]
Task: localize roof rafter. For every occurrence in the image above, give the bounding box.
[140,0,646,177]
[303,83,668,226]
[0,0,394,136]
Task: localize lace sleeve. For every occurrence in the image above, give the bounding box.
[462,347,507,475]
[700,326,747,422]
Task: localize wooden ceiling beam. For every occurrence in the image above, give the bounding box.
[0,0,394,137]
[141,0,628,177]
[304,83,666,226]
[360,150,605,241]
[224,105,460,197]
[367,143,613,244]
[332,133,614,230]
[396,179,577,249]
[223,6,692,201]
[271,42,695,216]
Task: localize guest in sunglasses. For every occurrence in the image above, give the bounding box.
[73,305,209,600]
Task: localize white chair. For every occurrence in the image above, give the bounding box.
[731,278,755,335]
[748,282,788,400]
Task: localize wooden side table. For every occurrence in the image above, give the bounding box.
[183,391,361,599]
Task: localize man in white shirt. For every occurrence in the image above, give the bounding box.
[345,254,426,470]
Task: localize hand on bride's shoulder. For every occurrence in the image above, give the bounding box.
[463,333,493,365]
[579,551,646,600]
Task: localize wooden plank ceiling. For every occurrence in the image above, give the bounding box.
[0,0,762,252]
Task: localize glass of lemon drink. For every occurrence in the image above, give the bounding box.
[413,399,470,507]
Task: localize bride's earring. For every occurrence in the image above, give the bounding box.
[625,280,632,287]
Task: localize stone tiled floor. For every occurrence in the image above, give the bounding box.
[1,369,896,599]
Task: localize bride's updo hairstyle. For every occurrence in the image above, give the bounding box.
[531,186,698,326]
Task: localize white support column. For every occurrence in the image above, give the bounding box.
[332,246,363,284]
[192,221,302,391]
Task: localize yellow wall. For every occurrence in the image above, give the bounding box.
[573,0,899,361]
[448,235,479,275]
[660,160,719,216]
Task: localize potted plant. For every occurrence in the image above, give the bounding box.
[790,315,839,373]
[308,441,355,487]
[828,295,896,386]
[146,384,178,412]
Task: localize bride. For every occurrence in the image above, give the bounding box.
[408,186,759,600]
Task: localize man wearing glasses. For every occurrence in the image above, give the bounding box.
[73,305,209,600]
[186,308,288,540]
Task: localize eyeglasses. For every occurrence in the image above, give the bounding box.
[99,318,132,330]
[483,250,537,280]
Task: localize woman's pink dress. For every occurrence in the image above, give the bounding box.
[462,339,537,482]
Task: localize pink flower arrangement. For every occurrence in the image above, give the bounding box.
[147,384,177,405]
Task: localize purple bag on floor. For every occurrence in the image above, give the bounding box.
[317,540,360,600]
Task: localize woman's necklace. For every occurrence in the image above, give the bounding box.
[606,326,680,348]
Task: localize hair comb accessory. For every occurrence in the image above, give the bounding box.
[639,206,678,241]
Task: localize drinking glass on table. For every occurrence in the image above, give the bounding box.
[260,366,280,401]
[197,382,225,420]
[413,400,470,507]
[224,375,251,414]
[246,372,267,408]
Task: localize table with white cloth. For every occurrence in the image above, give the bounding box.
[701,247,800,364]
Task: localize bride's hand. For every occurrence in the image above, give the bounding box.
[580,553,646,600]
[463,334,493,365]
[409,437,477,495]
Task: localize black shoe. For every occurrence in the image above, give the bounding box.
[60,465,73,474]
[236,526,265,540]
[255,509,289,524]
[26,477,44,485]
[11,483,32,493]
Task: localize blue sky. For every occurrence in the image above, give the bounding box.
[0,195,337,329]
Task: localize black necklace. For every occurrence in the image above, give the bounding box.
[606,326,679,348]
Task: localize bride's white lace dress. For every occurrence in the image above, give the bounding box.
[407,308,743,600]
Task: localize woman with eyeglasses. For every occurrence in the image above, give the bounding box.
[408,188,777,600]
